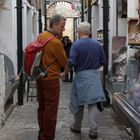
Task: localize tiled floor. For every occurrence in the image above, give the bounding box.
[0,81,132,140]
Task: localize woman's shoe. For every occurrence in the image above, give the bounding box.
[89,130,98,139]
[70,124,81,133]
[68,79,73,82]
[62,79,68,82]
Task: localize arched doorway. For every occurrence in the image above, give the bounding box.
[46,1,81,41]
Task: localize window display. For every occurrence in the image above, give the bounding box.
[128,18,140,45]
[124,48,140,113]
[106,47,127,95]
[110,47,127,83]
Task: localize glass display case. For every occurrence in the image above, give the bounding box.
[112,46,140,140]
[106,47,127,96]
[124,47,140,113]
[4,55,19,114]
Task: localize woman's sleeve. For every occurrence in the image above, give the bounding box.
[52,41,67,67]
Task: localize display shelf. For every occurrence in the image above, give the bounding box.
[128,49,140,111]
[112,93,140,140]
[124,46,140,112]
[130,46,140,49]
[112,45,140,140]
[105,47,127,99]
[106,76,125,94]
[128,18,140,45]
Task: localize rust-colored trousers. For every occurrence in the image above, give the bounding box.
[36,79,60,140]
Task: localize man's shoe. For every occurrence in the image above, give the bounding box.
[70,124,81,133]
[89,130,98,139]
[62,79,68,82]
[68,79,73,82]
[97,102,104,112]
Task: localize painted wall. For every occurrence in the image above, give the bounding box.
[0,54,5,127]
[98,0,103,30]
[0,0,15,62]
[0,0,40,127]
[92,5,99,38]
[63,18,74,41]
[128,0,137,17]
[0,0,14,127]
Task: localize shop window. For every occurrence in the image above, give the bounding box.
[125,49,140,113]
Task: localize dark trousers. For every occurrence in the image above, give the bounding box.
[36,79,60,140]
[68,68,73,80]
[64,68,73,81]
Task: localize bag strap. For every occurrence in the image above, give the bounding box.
[38,33,56,73]
[42,36,56,46]
[36,32,56,46]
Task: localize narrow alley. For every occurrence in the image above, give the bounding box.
[0,81,132,140]
[0,0,140,140]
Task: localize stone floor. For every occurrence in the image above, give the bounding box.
[0,80,133,140]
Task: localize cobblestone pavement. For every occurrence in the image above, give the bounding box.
[0,81,133,140]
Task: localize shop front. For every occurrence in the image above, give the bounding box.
[111,1,140,139]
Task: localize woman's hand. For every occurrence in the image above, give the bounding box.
[59,72,66,79]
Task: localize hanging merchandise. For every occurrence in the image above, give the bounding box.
[71,3,76,10]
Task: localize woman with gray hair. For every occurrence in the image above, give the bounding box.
[36,14,67,140]
[60,21,106,139]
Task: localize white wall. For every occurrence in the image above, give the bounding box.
[92,5,99,38]
[12,0,17,70]
[22,2,39,48]
[98,0,103,29]
[0,0,40,127]
[23,3,28,48]
[0,0,15,127]
[63,18,74,41]
[0,54,5,127]
[128,0,137,17]
[108,0,116,70]
[27,7,32,44]
[0,0,14,60]
[118,18,127,36]
[109,0,117,37]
